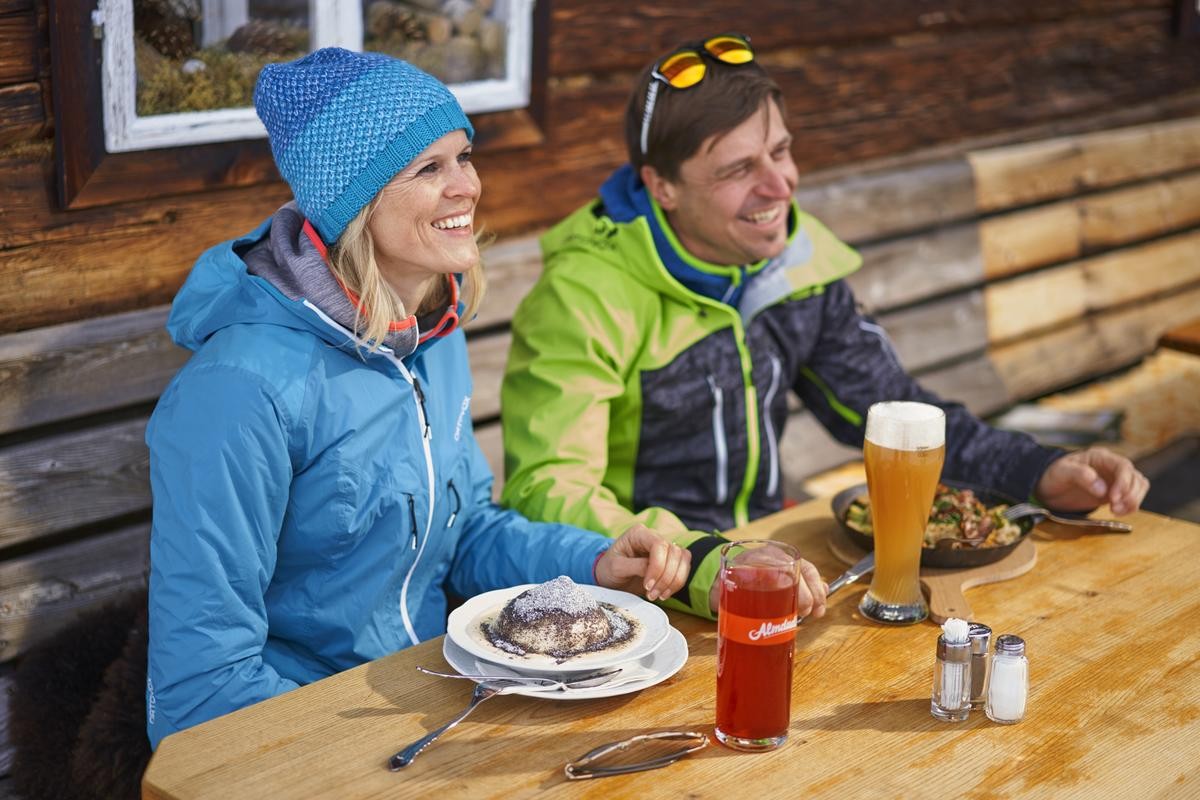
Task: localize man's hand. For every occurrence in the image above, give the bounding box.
[1035,447,1150,516]
[707,556,829,619]
[593,524,690,601]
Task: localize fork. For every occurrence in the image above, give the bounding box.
[389,681,506,770]
[1003,502,1132,533]
[388,670,621,770]
[416,665,621,691]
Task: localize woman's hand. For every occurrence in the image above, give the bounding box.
[593,524,691,601]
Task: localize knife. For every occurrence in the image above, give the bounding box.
[827,552,875,596]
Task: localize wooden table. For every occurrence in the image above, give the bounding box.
[142,499,1200,799]
[1161,319,1200,357]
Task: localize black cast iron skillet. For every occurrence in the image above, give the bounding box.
[830,479,1037,569]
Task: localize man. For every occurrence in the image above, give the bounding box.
[500,34,1149,621]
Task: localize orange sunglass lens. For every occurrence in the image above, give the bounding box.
[659,51,706,89]
[705,36,753,64]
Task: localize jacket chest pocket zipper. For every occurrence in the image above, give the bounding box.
[762,355,783,498]
[407,494,419,549]
[706,375,729,505]
[446,479,461,528]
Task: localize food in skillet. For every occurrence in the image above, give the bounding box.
[844,483,1023,549]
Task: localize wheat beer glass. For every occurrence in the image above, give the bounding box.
[858,401,945,625]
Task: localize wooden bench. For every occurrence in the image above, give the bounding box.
[3,114,1200,772]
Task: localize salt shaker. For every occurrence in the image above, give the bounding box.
[931,618,971,722]
[986,634,1028,724]
[968,622,991,709]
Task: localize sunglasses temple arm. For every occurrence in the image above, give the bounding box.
[640,80,661,157]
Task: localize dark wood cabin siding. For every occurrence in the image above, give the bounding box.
[2,0,1200,335]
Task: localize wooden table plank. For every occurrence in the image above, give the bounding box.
[141,500,1200,799]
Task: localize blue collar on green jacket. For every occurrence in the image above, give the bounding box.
[599,164,792,307]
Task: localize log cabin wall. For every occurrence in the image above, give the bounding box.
[3,0,1200,335]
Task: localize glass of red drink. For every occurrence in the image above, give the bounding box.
[715,540,800,751]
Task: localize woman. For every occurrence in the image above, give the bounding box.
[145,48,689,749]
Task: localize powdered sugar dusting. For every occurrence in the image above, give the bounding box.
[509,575,599,620]
[480,577,641,663]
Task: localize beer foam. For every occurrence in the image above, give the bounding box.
[865,401,945,451]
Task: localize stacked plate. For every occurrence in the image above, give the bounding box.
[443,583,688,699]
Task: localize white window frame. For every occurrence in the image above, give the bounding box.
[98,0,536,153]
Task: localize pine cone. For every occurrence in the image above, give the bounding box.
[134,0,199,59]
[368,1,429,44]
[225,20,305,56]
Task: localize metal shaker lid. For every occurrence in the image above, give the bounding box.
[968,622,991,655]
[995,634,1026,656]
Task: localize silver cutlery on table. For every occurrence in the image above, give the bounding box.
[827,552,875,596]
[389,669,622,770]
[416,665,621,691]
[1002,502,1132,532]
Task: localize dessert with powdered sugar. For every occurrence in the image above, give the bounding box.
[481,576,639,661]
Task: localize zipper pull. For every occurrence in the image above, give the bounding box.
[412,377,432,441]
[407,495,418,549]
[446,479,461,528]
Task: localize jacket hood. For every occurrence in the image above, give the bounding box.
[546,166,863,315]
[168,202,461,359]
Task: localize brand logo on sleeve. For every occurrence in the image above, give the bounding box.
[719,610,798,646]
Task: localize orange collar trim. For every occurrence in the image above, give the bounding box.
[302,219,417,333]
[418,276,461,343]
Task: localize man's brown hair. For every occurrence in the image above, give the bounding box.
[625,45,785,181]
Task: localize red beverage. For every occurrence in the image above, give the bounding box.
[716,542,799,751]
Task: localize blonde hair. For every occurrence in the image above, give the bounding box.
[328,195,486,350]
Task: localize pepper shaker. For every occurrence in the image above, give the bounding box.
[986,634,1028,724]
[968,622,991,709]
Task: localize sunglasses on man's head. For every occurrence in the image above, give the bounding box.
[639,33,755,156]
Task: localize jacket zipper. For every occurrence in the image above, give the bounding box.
[446,479,461,528]
[706,375,729,505]
[762,355,782,498]
[395,368,437,645]
[300,300,437,645]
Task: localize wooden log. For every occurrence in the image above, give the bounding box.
[0,665,11,775]
[969,115,1200,211]
[985,230,1200,344]
[796,160,977,248]
[876,290,989,373]
[0,81,42,147]
[480,11,1200,235]
[462,330,508,421]
[0,524,148,663]
[848,223,982,314]
[472,235,542,330]
[0,1,33,15]
[0,10,37,84]
[548,0,1164,75]
[917,354,1014,418]
[0,306,184,434]
[850,167,1200,316]
[990,284,1200,401]
[0,417,150,549]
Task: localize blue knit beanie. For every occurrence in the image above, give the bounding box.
[254,48,474,245]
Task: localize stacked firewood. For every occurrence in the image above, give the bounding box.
[365,0,507,83]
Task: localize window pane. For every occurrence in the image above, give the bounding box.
[135,0,311,116]
[361,0,507,84]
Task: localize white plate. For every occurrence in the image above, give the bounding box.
[442,626,688,700]
[445,583,670,674]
